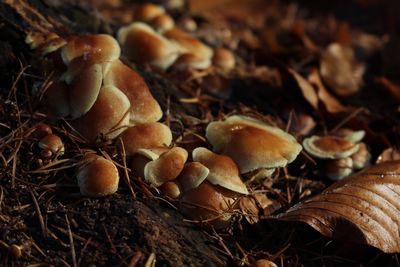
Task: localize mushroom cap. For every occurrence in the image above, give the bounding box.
[25,32,67,55]
[324,157,353,181]
[351,142,371,170]
[206,115,302,173]
[333,128,366,143]
[72,85,130,142]
[34,123,53,139]
[119,122,172,156]
[212,48,236,71]
[150,14,175,33]
[303,135,360,159]
[38,134,64,155]
[77,155,119,197]
[103,60,162,123]
[177,162,210,192]
[193,147,248,195]
[135,3,165,22]
[171,53,211,71]
[179,182,237,226]
[117,22,180,70]
[61,34,121,65]
[164,28,213,60]
[43,78,70,117]
[144,147,188,187]
[161,181,181,198]
[68,63,103,119]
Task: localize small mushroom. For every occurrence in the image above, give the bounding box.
[324,157,353,181]
[135,3,165,22]
[72,85,131,142]
[34,123,52,139]
[38,134,64,155]
[206,115,302,174]
[193,147,248,195]
[170,53,211,71]
[150,14,175,33]
[103,59,162,123]
[119,122,172,156]
[177,162,209,192]
[212,48,236,71]
[117,22,180,70]
[351,142,371,170]
[332,128,366,143]
[164,28,213,65]
[67,63,103,119]
[61,34,121,65]
[179,182,238,227]
[144,147,188,186]
[77,154,120,197]
[303,135,360,159]
[130,147,168,178]
[161,181,181,198]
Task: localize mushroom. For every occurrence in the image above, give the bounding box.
[179,182,238,227]
[130,147,169,178]
[144,147,188,187]
[77,154,120,197]
[67,63,103,119]
[119,122,172,156]
[117,22,180,70]
[206,115,302,175]
[135,3,165,22]
[34,123,53,139]
[303,135,360,159]
[150,14,175,33]
[192,147,248,195]
[164,28,213,65]
[170,53,211,71]
[38,134,64,156]
[103,59,162,123]
[61,34,121,65]
[212,48,236,71]
[332,128,366,143]
[72,85,131,142]
[161,181,181,198]
[323,157,353,180]
[351,142,371,170]
[43,78,70,117]
[177,162,209,192]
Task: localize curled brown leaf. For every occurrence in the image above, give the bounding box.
[276,161,400,253]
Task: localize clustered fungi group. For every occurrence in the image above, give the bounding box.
[27,3,371,226]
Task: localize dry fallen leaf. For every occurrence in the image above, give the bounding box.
[289,68,350,114]
[276,161,400,253]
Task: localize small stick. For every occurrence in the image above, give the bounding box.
[65,214,78,267]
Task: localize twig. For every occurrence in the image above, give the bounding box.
[65,214,78,267]
[29,189,47,237]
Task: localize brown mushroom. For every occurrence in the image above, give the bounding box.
[179,182,238,228]
[177,162,209,192]
[135,3,165,22]
[117,22,180,70]
[212,48,236,71]
[206,115,302,174]
[150,14,175,33]
[303,135,360,159]
[144,147,188,187]
[72,85,130,142]
[77,154,120,197]
[192,147,248,195]
[61,34,121,65]
[38,134,64,155]
[103,59,162,123]
[119,122,172,156]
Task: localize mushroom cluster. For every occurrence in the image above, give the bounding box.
[117,3,236,72]
[26,5,303,226]
[303,129,371,180]
[34,123,64,162]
